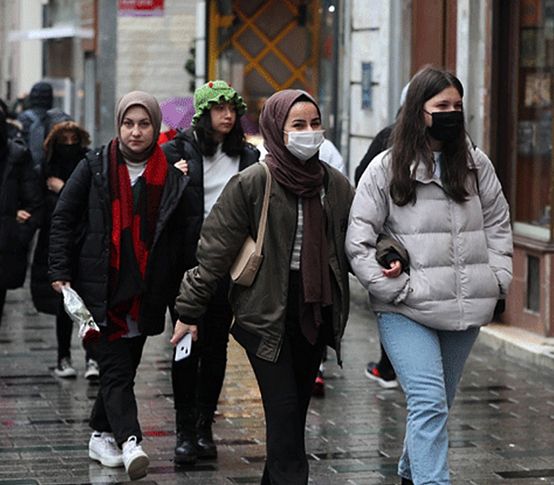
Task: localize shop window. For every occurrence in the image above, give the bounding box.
[526,254,540,312]
[515,0,554,239]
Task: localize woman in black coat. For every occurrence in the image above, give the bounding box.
[49,91,190,481]
[0,108,43,325]
[30,120,96,379]
[162,80,259,464]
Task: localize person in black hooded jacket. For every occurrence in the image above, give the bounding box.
[162,80,259,464]
[0,106,43,325]
[17,81,54,174]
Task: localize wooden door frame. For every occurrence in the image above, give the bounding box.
[411,0,457,74]
[489,0,519,209]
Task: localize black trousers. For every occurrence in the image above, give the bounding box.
[89,333,147,446]
[56,298,94,362]
[246,272,326,485]
[171,302,233,415]
[0,288,6,326]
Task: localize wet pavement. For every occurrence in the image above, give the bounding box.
[1,285,553,485]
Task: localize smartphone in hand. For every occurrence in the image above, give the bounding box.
[174,332,192,361]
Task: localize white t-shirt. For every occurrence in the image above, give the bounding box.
[125,160,147,186]
[203,144,240,217]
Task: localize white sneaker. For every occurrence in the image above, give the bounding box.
[89,431,124,467]
[122,435,149,480]
[55,357,77,378]
[84,359,100,380]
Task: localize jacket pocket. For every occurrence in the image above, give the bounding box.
[488,265,502,299]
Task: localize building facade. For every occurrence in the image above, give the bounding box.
[1,0,196,146]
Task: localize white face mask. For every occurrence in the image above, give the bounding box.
[284,130,325,161]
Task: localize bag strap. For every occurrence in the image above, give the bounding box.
[255,161,272,255]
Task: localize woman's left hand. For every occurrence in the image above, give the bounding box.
[47,176,65,193]
[382,260,402,278]
[174,159,189,175]
[170,320,198,346]
[16,210,31,223]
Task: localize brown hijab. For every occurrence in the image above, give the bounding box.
[115,90,162,162]
[260,90,332,344]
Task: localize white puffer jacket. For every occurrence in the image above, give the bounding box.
[346,146,513,331]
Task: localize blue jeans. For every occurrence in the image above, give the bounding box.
[377,312,480,485]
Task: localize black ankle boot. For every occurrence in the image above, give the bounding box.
[400,478,414,485]
[174,409,197,465]
[196,412,217,459]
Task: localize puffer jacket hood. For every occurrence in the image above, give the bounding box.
[346,145,513,331]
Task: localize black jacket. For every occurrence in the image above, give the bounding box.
[0,140,44,288]
[31,147,89,315]
[48,145,190,335]
[162,128,259,271]
[354,124,394,186]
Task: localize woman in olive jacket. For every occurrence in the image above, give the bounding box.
[172,90,354,485]
[0,109,43,325]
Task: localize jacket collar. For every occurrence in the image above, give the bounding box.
[410,156,443,188]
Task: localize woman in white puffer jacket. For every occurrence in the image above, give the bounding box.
[346,66,512,485]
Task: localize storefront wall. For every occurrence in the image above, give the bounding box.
[497,0,554,337]
[205,0,410,177]
[411,0,554,338]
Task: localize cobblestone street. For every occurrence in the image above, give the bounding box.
[1,285,553,484]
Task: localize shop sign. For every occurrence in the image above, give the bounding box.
[118,0,164,17]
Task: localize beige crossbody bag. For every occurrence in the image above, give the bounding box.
[229,162,272,287]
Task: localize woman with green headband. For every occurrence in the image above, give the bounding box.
[162,80,259,465]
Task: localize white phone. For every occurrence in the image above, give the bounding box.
[174,332,192,361]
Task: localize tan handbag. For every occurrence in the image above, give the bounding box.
[230,162,272,286]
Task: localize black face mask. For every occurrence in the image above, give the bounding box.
[55,143,82,162]
[426,110,464,142]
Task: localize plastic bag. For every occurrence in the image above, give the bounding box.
[62,286,101,344]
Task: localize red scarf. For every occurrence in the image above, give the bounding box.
[107,139,168,340]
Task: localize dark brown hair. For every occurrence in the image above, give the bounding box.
[43,121,91,162]
[194,107,246,157]
[389,66,473,206]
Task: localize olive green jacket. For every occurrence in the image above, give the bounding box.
[175,162,355,363]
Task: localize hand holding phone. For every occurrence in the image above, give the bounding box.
[174,332,192,361]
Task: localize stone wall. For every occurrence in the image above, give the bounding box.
[117,0,196,103]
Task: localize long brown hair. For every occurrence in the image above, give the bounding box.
[389,66,473,206]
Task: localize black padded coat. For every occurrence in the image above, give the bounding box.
[162,128,259,271]
[0,140,43,288]
[48,145,190,335]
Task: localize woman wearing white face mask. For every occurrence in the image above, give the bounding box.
[171,90,354,484]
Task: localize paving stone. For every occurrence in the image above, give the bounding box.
[1,286,554,484]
